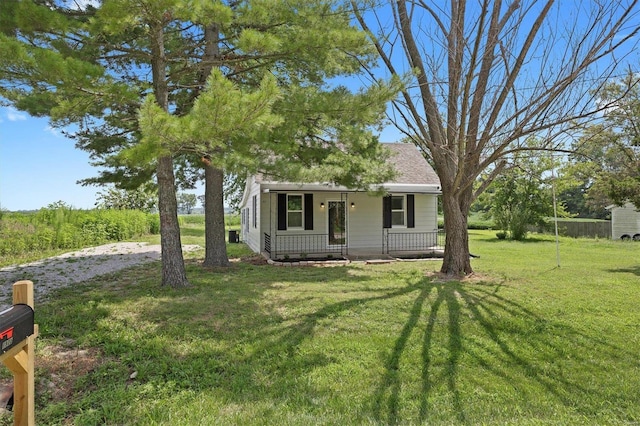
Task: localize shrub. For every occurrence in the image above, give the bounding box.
[225,214,241,227]
[147,214,160,234]
[0,207,160,260]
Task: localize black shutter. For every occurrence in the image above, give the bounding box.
[252,195,257,228]
[277,193,287,230]
[407,194,415,228]
[383,195,392,228]
[304,193,314,230]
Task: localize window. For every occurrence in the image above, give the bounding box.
[278,193,313,231]
[391,195,405,226]
[287,194,303,228]
[383,194,414,229]
[242,208,249,236]
[252,195,257,228]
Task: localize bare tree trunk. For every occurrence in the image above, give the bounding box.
[151,20,189,288]
[440,191,472,276]
[203,164,230,267]
[353,1,639,277]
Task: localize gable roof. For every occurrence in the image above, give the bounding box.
[386,143,440,186]
[250,142,441,194]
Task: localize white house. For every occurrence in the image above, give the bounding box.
[239,143,442,259]
[608,202,640,240]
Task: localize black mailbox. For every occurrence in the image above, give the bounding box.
[0,304,34,355]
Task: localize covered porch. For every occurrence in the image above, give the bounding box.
[263,229,445,260]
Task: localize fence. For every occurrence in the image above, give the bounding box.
[384,230,445,254]
[530,220,611,239]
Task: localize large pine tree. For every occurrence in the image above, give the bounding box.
[1,0,397,282]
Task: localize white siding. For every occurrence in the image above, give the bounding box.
[348,193,383,250]
[611,203,640,240]
[265,192,328,256]
[239,178,262,253]
[241,184,440,256]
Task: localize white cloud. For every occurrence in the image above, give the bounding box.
[6,107,27,122]
[45,126,62,138]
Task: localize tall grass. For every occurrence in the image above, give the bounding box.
[0,206,159,264]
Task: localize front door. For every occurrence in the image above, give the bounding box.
[328,201,346,246]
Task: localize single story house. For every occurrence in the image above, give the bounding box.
[607,202,640,240]
[239,143,442,259]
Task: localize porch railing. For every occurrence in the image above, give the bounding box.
[263,230,445,259]
[264,233,272,254]
[264,233,345,258]
[384,229,445,254]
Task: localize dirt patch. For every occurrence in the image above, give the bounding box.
[237,254,268,266]
[0,343,105,418]
[425,270,496,284]
[36,344,105,402]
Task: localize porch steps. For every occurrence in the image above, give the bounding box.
[364,259,395,265]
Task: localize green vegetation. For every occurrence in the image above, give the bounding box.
[5,223,639,425]
[0,204,159,266]
[476,151,559,241]
[439,212,495,230]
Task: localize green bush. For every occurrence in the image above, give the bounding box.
[0,206,159,260]
[225,214,241,227]
[147,214,160,234]
[437,215,494,230]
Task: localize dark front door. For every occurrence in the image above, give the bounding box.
[328,201,346,246]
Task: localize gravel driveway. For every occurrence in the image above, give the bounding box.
[0,242,201,310]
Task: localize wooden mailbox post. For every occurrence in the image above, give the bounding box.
[0,281,37,426]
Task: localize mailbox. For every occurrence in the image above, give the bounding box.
[0,304,34,355]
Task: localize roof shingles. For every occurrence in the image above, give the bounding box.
[385,143,440,186]
[255,142,440,187]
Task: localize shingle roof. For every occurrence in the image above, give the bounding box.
[385,143,440,185]
[254,142,440,188]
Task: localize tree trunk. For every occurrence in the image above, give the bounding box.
[150,21,189,288]
[157,155,190,287]
[203,164,230,267]
[440,190,473,276]
[199,24,230,268]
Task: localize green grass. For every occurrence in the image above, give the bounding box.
[6,228,640,425]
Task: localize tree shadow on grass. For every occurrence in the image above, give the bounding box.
[33,258,640,424]
[481,236,552,244]
[369,276,636,425]
[607,266,640,276]
[32,258,396,422]
[370,280,466,424]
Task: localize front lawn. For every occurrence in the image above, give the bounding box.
[8,231,640,425]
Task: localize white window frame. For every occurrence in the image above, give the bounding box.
[391,195,406,227]
[242,208,249,236]
[287,194,304,229]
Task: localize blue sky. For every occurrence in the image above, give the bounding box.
[0,105,401,211]
[0,106,102,211]
[2,1,635,212]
